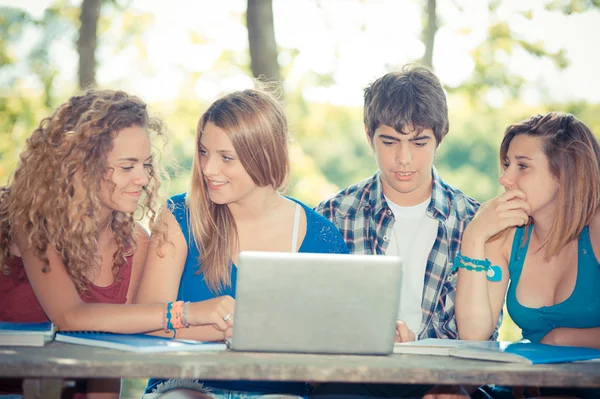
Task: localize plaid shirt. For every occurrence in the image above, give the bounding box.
[315,167,483,339]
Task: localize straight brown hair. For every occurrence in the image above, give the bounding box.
[187,88,289,293]
[500,112,600,260]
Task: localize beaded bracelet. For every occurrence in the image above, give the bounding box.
[163,301,189,339]
[164,301,174,333]
[452,252,503,282]
[458,252,491,268]
[183,301,190,328]
[171,301,185,329]
[452,252,490,273]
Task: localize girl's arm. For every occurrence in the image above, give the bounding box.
[455,189,530,341]
[125,223,150,304]
[456,230,511,340]
[135,207,235,340]
[15,223,166,333]
[541,327,600,349]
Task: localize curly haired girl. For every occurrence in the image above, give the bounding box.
[0,89,235,398]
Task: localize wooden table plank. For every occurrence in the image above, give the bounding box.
[1,342,599,388]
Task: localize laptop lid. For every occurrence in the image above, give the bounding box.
[231,251,402,355]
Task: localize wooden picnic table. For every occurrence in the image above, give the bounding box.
[1,342,599,398]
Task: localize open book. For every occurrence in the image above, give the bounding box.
[394,338,600,364]
[0,321,55,347]
[55,331,227,353]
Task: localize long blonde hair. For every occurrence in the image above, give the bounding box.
[0,89,166,292]
[500,112,600,260]
[188,88,289,293]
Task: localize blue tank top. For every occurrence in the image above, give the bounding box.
[146,193,349,396]
[506,225,600,343]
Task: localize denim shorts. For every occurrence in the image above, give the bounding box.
[142,379,307,399]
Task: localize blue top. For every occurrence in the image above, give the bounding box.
[146,193,349,396]
[506,225,600,343]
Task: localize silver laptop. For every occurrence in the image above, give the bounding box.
[230,251,403,355]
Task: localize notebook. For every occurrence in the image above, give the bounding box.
[0,321,55,347]
[230,251,403,355]
[394,338,529,356]
[55,331,227,353]
[395,338,600,364]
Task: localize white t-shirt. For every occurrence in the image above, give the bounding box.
[385,196,438,335]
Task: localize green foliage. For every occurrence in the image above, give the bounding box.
[0,8,31,66]
[545,0,600,13]
[288,93,376,191]
[453,6,571,103]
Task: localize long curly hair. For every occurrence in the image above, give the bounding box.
[0,89,167,292]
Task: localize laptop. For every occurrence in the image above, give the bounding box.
[230,251,403,355]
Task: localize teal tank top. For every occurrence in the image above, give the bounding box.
[506,225,600,343]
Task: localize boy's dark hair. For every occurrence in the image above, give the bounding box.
[363,64,449,145]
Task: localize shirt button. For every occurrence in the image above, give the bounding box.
[387,209,392,215]
[448,275,454,282]
[383,236,389,241]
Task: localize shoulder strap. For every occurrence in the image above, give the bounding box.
[291,203,301,252]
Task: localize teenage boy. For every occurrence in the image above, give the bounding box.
[312,65,484,398]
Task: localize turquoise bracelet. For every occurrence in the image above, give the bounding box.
[455,259,488,272]
[165,301,174,332]
[457,252,491,267]
[452,252,503,282]
[452,252,490,273]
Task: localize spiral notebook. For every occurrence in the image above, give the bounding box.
[55,331,227,353]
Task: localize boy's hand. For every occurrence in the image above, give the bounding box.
[395,320,416,342]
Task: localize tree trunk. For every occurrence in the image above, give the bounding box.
[421,0,437,69]
[247,0,281,82]
[77,0,101,90]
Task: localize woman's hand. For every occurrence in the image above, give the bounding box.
[188,295,235,332]
[464,189,530,244]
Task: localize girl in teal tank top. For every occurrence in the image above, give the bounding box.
[456,112,600,398]
[506,225,600,344]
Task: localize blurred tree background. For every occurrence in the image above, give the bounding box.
[1,0,599,396]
